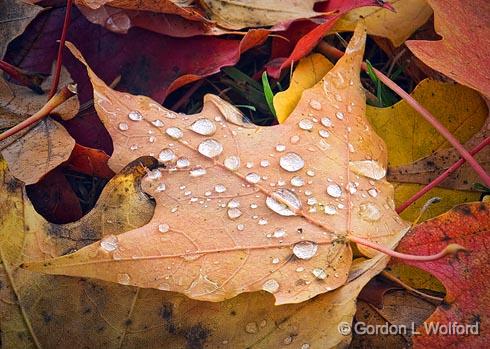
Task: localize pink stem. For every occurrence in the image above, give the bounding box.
[397,137,490,213]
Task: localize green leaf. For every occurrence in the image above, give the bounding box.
[262,71,276,117]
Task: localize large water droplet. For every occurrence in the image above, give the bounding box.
[100,235,118,252]
[327,184,342,198]
[266,189,301,216]
[128,110,143,121]
[279,152,304,172]
[166,127,183,139]
[198,139,223,158]
[224,155,240,171]
[245,172,261,184]
[159,148,176,162]
[262,279,279,293]
[293,241,318,260]
[349,160,386,180]
[147,169,161,180]
[359,202,382,222]
[190,118,216,136]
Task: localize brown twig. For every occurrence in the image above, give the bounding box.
[0,84,77,143]
[317,41,490,187]
[0,60,45,94]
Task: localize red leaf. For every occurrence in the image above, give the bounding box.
[395,202,489,348]
[67,144,114,179]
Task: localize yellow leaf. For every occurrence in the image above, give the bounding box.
[333,0,433,47]
[273,53,333,123]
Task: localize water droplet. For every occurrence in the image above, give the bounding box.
[335,111,344,120]
[237,223,245,231]
[327,184,342,198]
[262,279,279,293]
[279,153,304,172]
[250,203,258,209]
[190,167,207,177]
[324,204,337,215]
[299,119,313,130]
[128,110,143,121]
[118,122,129,131]
[246,172,261,184]
[346,182,357,194]
[227,208,242,220]
[258,218,268,225]
[306,169,315,177]
[368,188,378,197]
[215,184,226,193]
[296,266,305,272]
[307,197,317,206]
[290,135,300,144]
[117,273,131,285]
[198,139,223,158]
[272,228,286,238]
[293,241,318,260]
[349,160,386,180]
[290,176,304,187]
[309,99,322,110]
[158,223,170,233]
[166,127,183,139]
[129,144,138,151]
[321,117,332,127]
[283,336,293,345]
[149,136,156,143]
[159,148,176,162]
[301,343,311,349]
[312,268,326,280]
[224,156,240,171]
[227,199,240,208]
[147,169,161,180]
[275,144,286,152]
[176,157,190,168]
[151,119,164,127]
[246,161,254,169]
[266,189,301,216]
[260,159,270,167]
[155,183,166,192]
[190,118,216,136]
[100,235,118,252]
[245,322,258,334]
[359,202,382,222]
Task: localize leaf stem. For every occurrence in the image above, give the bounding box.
[396,137,490,213]
[348,234,465,261]
[0,84,77,144]
[317,42,490,187]
[0,60,45,94]
[48,0,73,99]
[380,271,444,302]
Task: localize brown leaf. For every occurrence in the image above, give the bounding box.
[1,118,76,184]
[24,24,408,305]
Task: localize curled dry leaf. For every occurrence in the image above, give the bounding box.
[1,158,389,349]
[24,24,409,305]
[1,118,75,185]
[333,0,433,47]
[406,0,490,98]
[395,202,489,348]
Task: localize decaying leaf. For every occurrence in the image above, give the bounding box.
[199,0,323,30]
[395,202,489,348]
[0,0,41,58]
[333,0,432,47]
[273,53,333,123]
[1,118,76,185]
[24,24,409,305]
[0,65,80,128]
[0,157,389,348]
[406,0,490,98]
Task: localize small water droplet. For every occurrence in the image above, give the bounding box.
[293,241,318,260]
[198,139,223,158]
[327,184,342,198]
[279,153,304,172]
[147,169,161,180]
[307,197,317,206]
[346,182,357,194]
[227,199,240,208]
[214,184,226,193]
[318,129,330,138]
[245,172,261,184]
[272,228,286,238]
[262,279,279,293]
[176,157,190,168]
[290,176,304,187]
[321,117,332,127]
[266,189,301,216]
[309,99,322,110]
[159,148,176,162]
[129,144,138,151]
[324,204,337,215]
[166,127,183,139]
[283,336,293,345]
[237,223,245,231]
[296,266,304,272]
[260,159,270,167]
[118,122,129,131]
[158,223,170,233]
[312,268,326,280]
[306,169,315,177]
[117,273,131,285]
[368,188,378,197]
[335,111,344,120]
[190,167,207,177]
[290,135,300,144]
[359,202,382,222]
[224,156,240,171]
[245,322,258,334]
[155,183,166,192]
[258,218,268,225]
[299,119,313,130]
[128,110,143,121]
[227,208,242,220]
[151,119,164,127]
[349,160,386,180]
[275,144,286,152]
[190,118,216,136]
[301,343,311,349]
[100,235,118,252]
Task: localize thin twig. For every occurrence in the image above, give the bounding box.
[170,80,204,111]
[0,84,77,143]
[397,137,490,213]
[317,42,490,187]
[0,60,45,94]
[48,0,73,99]
[380,271,444,303]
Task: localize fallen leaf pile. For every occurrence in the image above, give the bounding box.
[1,0,489,348]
